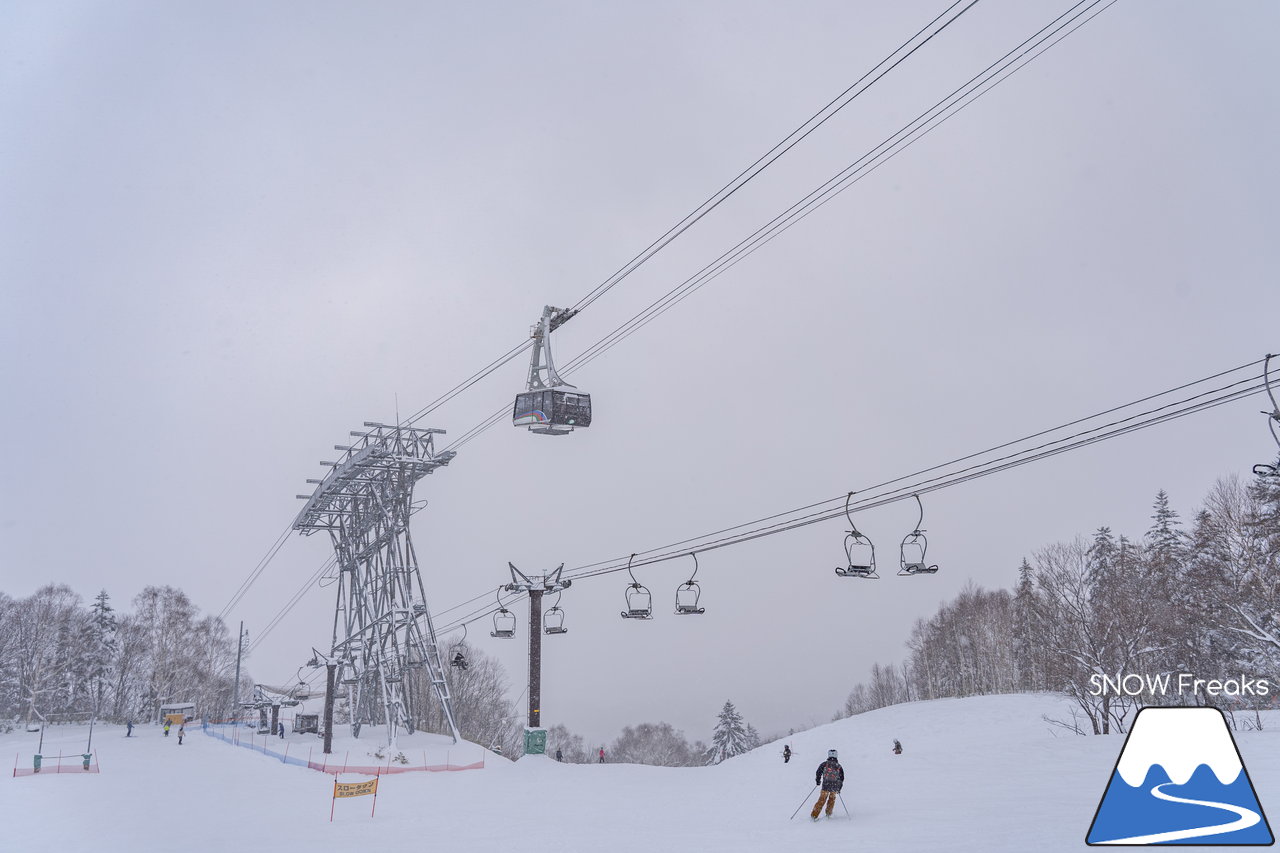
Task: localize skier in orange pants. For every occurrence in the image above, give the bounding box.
[811,749,845,820]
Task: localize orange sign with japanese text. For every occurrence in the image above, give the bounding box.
[334,779,378,798]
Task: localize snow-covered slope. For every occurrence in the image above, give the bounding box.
[2,695,1276,853]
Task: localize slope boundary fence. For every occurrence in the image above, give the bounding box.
[201,722,484,776]
[13,751,101,777]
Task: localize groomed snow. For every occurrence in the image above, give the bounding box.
[3,694,1277,853]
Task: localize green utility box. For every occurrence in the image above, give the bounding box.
[523,728,547,756]
[33,754,41,773]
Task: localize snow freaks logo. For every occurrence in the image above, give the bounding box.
[1088,673,1271,698]
[1086,707,1274,846]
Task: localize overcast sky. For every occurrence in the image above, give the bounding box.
[2,0,1278,748]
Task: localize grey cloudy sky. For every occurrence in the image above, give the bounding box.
[2,0,1278,747]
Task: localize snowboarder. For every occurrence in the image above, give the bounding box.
[783,744,792,763]
[177,724,185,745]
[598,747,606,764]
[163,720,170,737]
[126,720,133,737]
[892,739,902,755]
[555,748,563,762]
[810,749,844,820]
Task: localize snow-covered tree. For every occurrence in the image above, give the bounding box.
[610,722,700,766]
[705,700,751,764]
[546,723,590,763]
[1012,558,1045,691]
[80,590,117,714]
[410,640,521,755]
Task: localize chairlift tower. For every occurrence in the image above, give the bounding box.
[504,563,570,752]
[294,422,461,747]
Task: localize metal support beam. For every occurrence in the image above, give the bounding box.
[528,589,543,729]
[324,664,335,755]
[505,563,570,738]
[294,422,460,748]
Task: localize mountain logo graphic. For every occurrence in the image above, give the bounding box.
[1086,706,1274,846]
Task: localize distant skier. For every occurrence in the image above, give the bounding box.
[177,725,185,745]
[783,744,791,763]
[278,721,285,739]
[598,747,606,764]
[810,749,844,821]
[892,739,902,755]
[126,720,134,737]
[555,748,563,762]
[163,720,171,737]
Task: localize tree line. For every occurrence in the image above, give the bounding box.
[0,585,241,728]
[835,470,1280,733]
[541,699,762,766]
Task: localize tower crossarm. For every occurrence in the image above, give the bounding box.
[293,425,456,532]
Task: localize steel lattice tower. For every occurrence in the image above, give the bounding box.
[294,422,460,746]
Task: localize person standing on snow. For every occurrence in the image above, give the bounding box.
[810,749,844,820]
[177,724,185,745]
[278,721,285,739]
[783,744,792,763]
[892,739,903,755]
[555,748,563,762]
[598,747,605,763]
[126,720,134,737]
[163,720,170,737]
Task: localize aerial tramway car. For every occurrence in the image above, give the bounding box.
[512,305,592,436]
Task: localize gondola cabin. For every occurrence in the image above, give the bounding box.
[513,389,592,435]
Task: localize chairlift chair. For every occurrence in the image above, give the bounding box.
[675,553,705,614]
[491,607,517,638]
[339,659,359,685]
[620,554,653,620]
[835,492,879,579]
[491,589,517,638]
[544,606,568,634]
[450,623,470,668]
[898,494,939,576]
[544,589,568,634]
[1254,353,1280,477]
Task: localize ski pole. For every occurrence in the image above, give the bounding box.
[839,793,851,817]
[789,785,818,820]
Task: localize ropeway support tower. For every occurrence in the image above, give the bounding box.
[293,422,460,747]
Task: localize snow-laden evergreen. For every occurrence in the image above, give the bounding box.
[705,699,752,765]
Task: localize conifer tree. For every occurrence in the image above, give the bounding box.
[82,590,118,713]
[1012,558,1041,691]
[705,700,750,765]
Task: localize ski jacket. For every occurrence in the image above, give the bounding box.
[816,758,844,792]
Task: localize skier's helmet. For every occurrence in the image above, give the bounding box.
[828,749,838,759]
